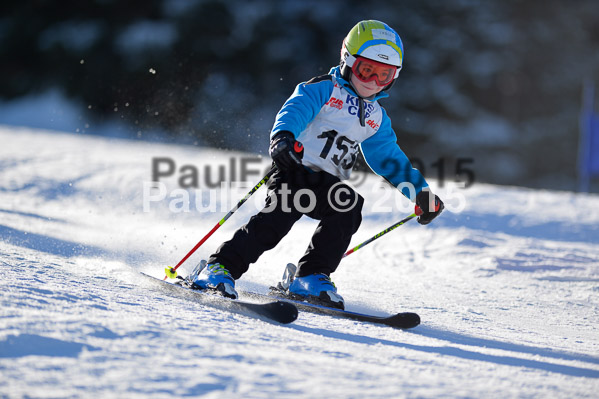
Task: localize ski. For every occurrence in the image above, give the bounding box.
[239,288,421,330]
[140,272,298,325]
[238,263,420,329]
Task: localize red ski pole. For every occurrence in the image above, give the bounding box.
[163,166,276,280]
[342,206,423,258]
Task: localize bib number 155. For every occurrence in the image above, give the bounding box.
[317,130,358,170]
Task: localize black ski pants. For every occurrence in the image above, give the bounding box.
[208,167,364,279]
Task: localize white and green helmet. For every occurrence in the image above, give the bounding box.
[340,20,404,88]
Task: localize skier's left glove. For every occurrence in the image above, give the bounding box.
[415,190,444,225]
[269,131,304,171]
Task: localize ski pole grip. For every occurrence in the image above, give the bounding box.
[415,206,423,216]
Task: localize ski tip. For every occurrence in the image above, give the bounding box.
[389,312,421,329]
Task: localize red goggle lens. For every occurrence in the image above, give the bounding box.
[351,57,397,86]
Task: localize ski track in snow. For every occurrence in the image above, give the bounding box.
[1,126,599,398]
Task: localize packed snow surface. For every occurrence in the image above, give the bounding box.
[1,126,598,398]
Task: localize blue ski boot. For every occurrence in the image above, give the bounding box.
[288,271,344,310]
[189,260,238,299]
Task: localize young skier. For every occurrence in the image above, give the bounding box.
[190,20,444,309]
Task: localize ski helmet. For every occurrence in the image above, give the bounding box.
[340,20,404,90]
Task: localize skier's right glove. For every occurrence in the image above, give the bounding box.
[269,131,304,171]
[415,190,444,225]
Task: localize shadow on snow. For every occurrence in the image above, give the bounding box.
[288,323,599,378]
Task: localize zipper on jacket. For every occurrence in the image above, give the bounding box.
[358,98,365,127]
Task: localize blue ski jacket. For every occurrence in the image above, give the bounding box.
[271,66,428,199]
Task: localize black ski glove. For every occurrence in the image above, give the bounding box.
[269,131,304,171]
[415,190,444,225]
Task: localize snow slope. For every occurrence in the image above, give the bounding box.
[1,126,599,398]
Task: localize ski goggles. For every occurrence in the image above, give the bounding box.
[351,56,399,86]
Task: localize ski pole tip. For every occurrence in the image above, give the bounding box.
[164,266,177,279]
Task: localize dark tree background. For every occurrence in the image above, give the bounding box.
[2,0,599,190]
